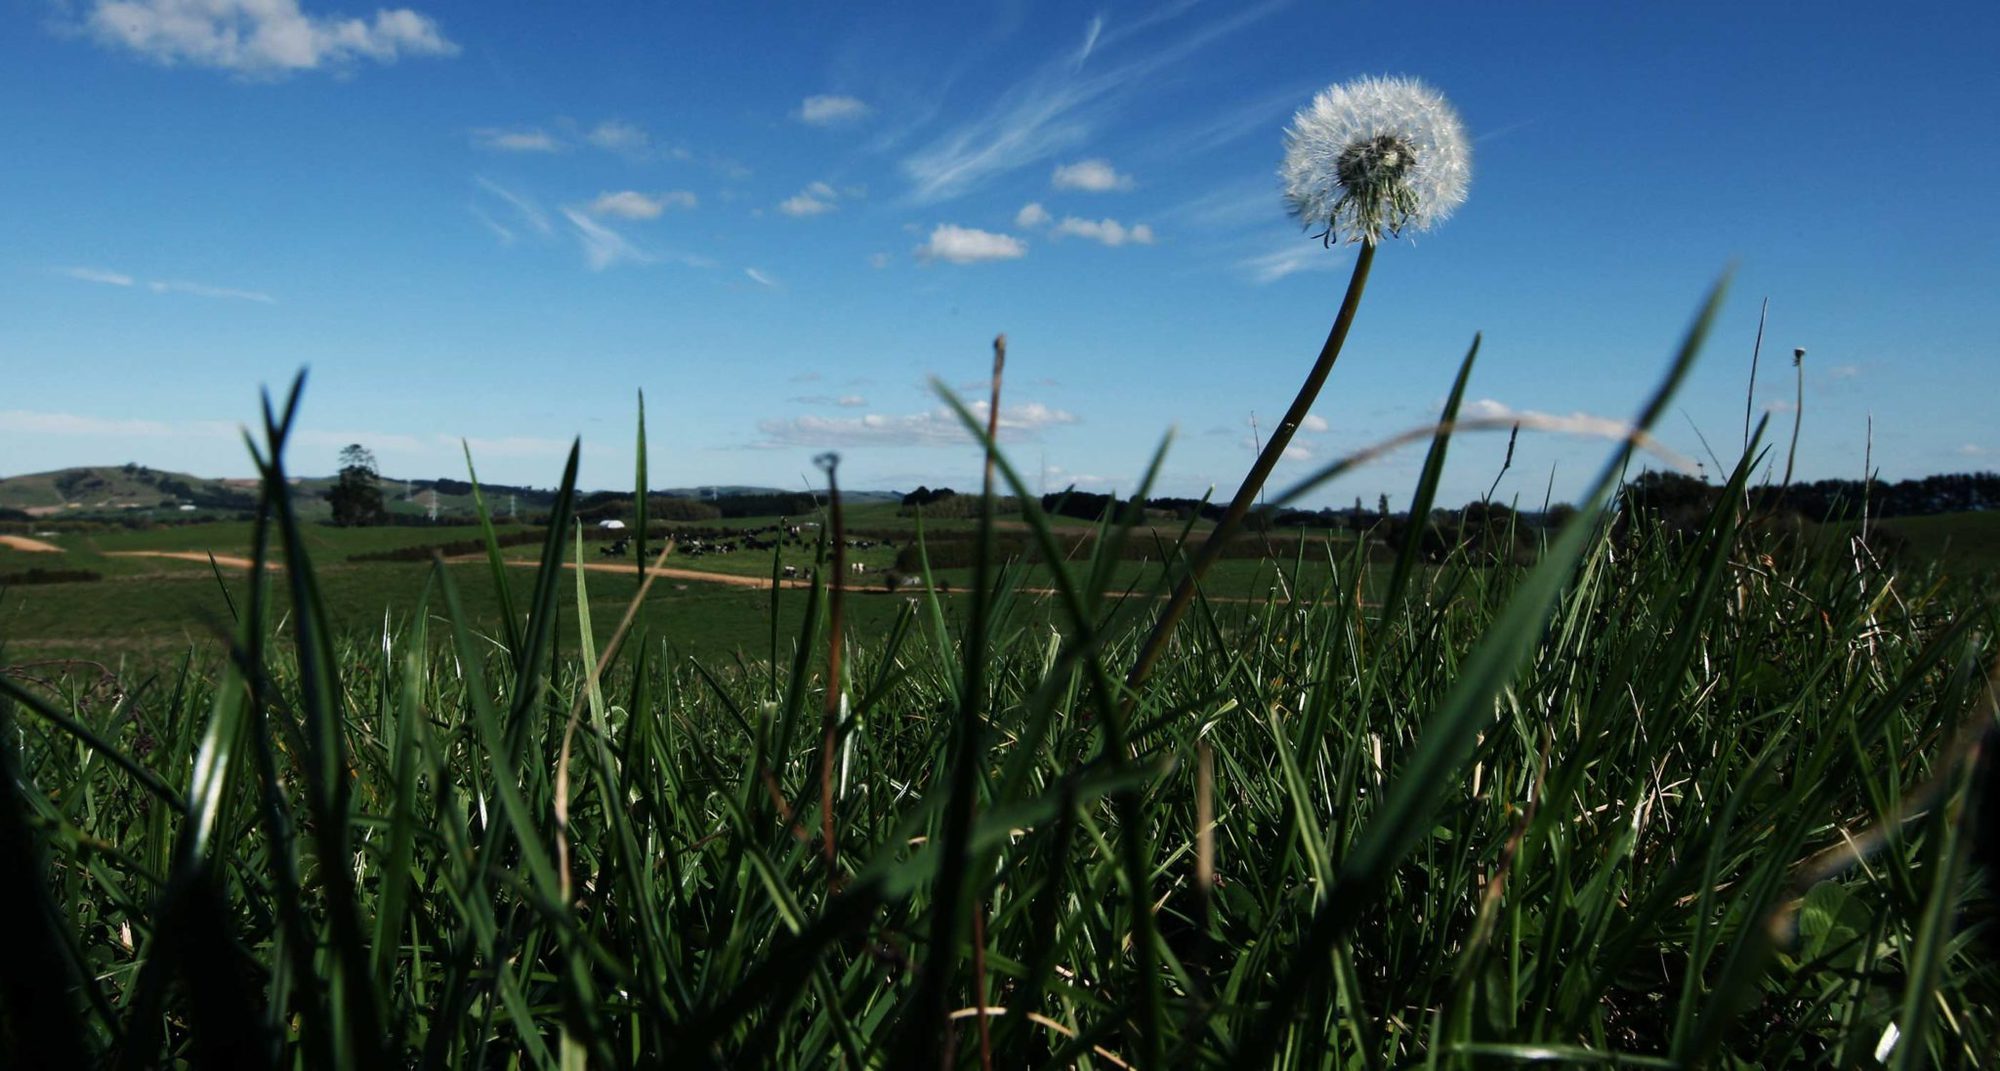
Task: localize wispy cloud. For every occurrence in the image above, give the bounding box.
[473,126,560,152]
[79,0,456,77]
[915,224,1027,264]
[755,401,1076,448]
[475,177,553,236]
[797,94,871,126]
[1051,158,1133,192]
[1165,180,1284,232]
[0,409,195,437]
[1958,443,1987,457]
[744,267,780,289]
[588,190,697,219]
[54,265,272,302]
[55,266,135,287]
[1238,241,1343,284]
[561,208,652,270]
[147,279,275,303]
[899,3,1280,202]
[789,394,869,408]
[1051,216,1155,246]
[469,207,515,244]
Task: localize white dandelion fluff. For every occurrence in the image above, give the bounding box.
[1281,75,1471,246]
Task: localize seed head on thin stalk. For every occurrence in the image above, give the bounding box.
[1282,75,1471,246]
[1126,75,1473,694]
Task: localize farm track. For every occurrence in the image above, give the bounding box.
[0,535,64,553]
[106,550,269,570]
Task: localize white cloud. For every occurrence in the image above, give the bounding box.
[147,279,275,303]
[756,400,1077,447]
[53,266,270,302]
[588,190,697,219]
[585,119,649,151]
[868,252,893,269]
[1051,158,1133,192]
[1461,398,1694,471]
[899,4,1278,202]
[1958,443,1987,457]
[744,267,779,288]
[470,207,514,244]
[56,267,135,287]
[1301,414,1329,432]
[778,181,841,217]
[475,177,553,236]
[1015,202,1052,228]
[473,127,560,152]
[798,94,871,125]
[1239,243,1342,284]
[1827,363,1861,380]
[561,208,652,271]
[1281,444,1312,462]
[1051,215,1154,246]
[84,0,457,76]
[0,409,187,437]
[916,224,1027,264]
[838,395,867,407]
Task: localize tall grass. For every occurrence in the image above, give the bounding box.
[3,306,1997,1068]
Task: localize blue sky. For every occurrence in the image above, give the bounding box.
[3,1,1995,508]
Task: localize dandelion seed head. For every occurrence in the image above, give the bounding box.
[1281,75,1470,246]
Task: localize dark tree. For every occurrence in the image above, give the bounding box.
[328,444,387,527]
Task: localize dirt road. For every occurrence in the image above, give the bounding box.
[106,550,268,570]
[0,534,63,553]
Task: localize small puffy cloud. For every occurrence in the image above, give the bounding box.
[797,94,871,125]
[1301,414,1329,433]
[1051,216,1155,247]
[474,127,560,152]
[1051,158,1133,192]
[82,0,457,76]
[588,190,696,219]
[56,266,135,286]
[916,224,1026,265]
[838,395,867,407]
[1281,444,1313,462]
[1958,443,1987,457]
[756,400,1076,448]
[778,182,843,217]
[1015,202,1052,228]
[585,119,648,151]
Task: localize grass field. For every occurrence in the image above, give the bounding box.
[5,361,1999,1066]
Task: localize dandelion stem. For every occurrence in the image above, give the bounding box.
[1126,240,1377,694]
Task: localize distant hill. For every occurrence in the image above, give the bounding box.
[0,466,901,523]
